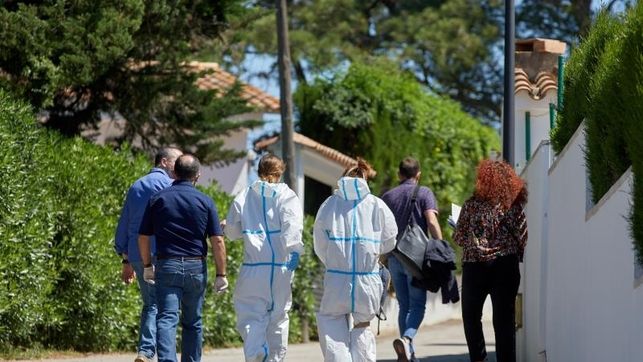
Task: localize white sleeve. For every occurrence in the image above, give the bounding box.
[378,199,398,254]
[224,194,244,241]
[313,198,331,266]
[279,189,304,254]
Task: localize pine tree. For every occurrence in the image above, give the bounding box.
[0,0,258,165]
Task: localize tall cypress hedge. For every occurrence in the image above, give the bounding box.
[550,3,643,263]
[0,91,322,352]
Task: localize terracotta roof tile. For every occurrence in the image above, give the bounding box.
[254,132,376,177]
[124,61,280,113]
[514,68,558,100]
[516,38,566,54]
[188,62,280,113]
[514,38,566,100]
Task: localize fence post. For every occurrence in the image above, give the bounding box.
[302,315,310,343]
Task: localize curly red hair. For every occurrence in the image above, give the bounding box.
[474,159,526,210]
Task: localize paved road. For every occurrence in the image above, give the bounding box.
[15,319,495,362]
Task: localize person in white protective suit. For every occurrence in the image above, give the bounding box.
[224,154,304,362]
[314,158,398,362]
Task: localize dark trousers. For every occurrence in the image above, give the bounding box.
[462,254,520,362]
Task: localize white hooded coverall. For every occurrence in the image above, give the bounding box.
[225,180,304,362]
[314,177,398,362]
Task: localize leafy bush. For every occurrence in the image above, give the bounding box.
[295,61,500,234]
[550,3,643,263]
[0,91,323,352]
[0,90,149,351]
[0,91,58,347]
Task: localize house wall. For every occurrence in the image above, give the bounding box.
[199,129,249,195]
[518,124,643,362]
[513,92,557,172]
[87,113,253,195]
[516,141,553,362]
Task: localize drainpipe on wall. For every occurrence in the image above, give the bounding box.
[526,111,531,162]
[557,55,565,112]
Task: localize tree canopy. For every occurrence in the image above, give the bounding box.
[220,0,634,125]
[295,61,499,219]
[0,0,258,165]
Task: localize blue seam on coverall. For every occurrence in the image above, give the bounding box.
[350,191,359,312]
[324,231,381,244]
[261,182,277,312]
[262,343,268,362]
[242,229,281,235]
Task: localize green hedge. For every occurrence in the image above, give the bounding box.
[0,89,148,351]
[0,90,322,353]
[550,3,643,263]
[296,61,500,236]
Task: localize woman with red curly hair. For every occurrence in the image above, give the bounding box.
[454,159,528,362]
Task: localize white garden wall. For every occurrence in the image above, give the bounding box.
[518,123,643,362]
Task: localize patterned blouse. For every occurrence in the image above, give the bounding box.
[453,196,527,263]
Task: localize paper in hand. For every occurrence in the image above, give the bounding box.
[448,203,461,229]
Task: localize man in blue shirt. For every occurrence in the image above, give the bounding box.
[114,147,182,362]
[138,154,228,362]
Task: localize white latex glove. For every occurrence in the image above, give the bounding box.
[143,265,155,285]
[214,276,228,294]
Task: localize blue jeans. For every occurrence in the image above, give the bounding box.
[131,261,157,359]
[155,258,207,362]
[388,255,427,345]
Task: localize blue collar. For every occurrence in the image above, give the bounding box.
[172,180,194,187]
[150,167,169,177]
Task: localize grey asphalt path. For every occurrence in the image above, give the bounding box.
[13,319,495,362]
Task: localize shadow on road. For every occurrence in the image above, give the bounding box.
[378,351,497,362]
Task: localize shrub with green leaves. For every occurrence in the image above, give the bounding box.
[550,3,643,263]
[296,61,500,233]
[0,91,323,351]
[0,91,58,348]
[0,90,148,351]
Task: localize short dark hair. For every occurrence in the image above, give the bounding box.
[399,157,420,179]
[154,147,181,166]
[174,154,200,180]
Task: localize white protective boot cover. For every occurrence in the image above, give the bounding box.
[317,312,351,362]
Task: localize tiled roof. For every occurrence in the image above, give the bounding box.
[515,68,558,100]
[189,62,280,113]
[514,38,566,100]
[516,38,566,54]
[255,132,376,177]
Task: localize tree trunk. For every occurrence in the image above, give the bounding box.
[276,0,297,194]
[572,0,592,37]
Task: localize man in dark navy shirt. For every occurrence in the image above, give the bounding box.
[138,154,227,362]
